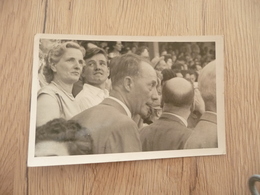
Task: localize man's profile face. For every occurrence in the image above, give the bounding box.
[82,53,109,87]
[131,61,158,116]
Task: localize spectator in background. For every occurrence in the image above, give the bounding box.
[80,41,98,50]
[131,45,137,54]
[161,69,177,86]
[35,118,93,157]
[190,70,199,84]
[164,54,173,69]
[171,62,184,70]
[99,41,108,50]
[136,46,150,60]
[75,47,110,111]
[140,77,194,151]
[108,41,123,59]
[72,53,158,154]
[184,60,218,148]
[36,41,85,127]
[191,42,200,55]
[174,69,184,78]
[172,54,177,64]
[181,70,191,80]
[151,56,167,71]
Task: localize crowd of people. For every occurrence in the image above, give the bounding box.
[35,39,217,156]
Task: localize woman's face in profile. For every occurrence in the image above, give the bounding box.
[35,141,70,157]
[53,48,84,84]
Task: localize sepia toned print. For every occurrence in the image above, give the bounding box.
[28,34,225,167]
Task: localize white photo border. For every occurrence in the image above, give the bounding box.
[28,34,225,167]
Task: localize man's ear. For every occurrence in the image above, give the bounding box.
[50,63,57,72]
[123,76,134,92]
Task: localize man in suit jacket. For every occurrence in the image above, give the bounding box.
[184,60,218,149]
[140,77,194,151]
[72,53,158,154]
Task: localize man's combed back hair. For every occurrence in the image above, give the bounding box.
[162,78,194,107]
[109,53,150,87]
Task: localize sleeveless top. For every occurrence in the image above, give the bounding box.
[38,81,81,120]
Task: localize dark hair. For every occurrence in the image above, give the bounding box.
[181,70,190,78]
[163,54,172,63]
[36,118,93,155]
[171,62,184,70]
[189,70,199,82]
[108,41,117,47]
[84,47,107,60]
[161,69,176,85]
[109,53,150,87]
[43,41,86,83]
[173,69,182,75]
[162,78,194,107]
[135,46,148,56]
[108,41,120,53]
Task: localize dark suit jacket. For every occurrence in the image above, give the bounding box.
[140,113,193,151]
[72,98,142,154]
[184,111,218,149]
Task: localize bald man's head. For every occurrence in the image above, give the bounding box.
[162,77,194,108]
[198,60,216,111]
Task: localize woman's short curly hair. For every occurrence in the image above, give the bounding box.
[36,118,93,155]
[43,41,86,83]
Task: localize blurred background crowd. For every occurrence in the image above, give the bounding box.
[39,39,215,87]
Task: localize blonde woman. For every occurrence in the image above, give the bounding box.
[36,41,85,126]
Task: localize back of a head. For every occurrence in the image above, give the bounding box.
[161,69,177,85]
[198,60,216,111]
[162,77,194,108]
[109,53,149,87]
[36,118,93,155]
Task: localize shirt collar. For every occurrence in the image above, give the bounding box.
[106,96,132,118]
[83,83,109,97]
[162,112,188,127]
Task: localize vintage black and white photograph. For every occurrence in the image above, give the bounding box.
[27,34,225,167]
